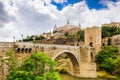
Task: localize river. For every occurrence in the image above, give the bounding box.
[58,73,105,80]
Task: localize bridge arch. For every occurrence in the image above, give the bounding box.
[53,50,80,75]
[53,50,79,65]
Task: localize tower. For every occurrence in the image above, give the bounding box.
[85,27,101,54]
[66,19,70,25]
[78,22,81,27]
[53,24,57,32]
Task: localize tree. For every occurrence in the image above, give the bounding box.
[79,30,84,42]
[72,30,84,42]
[64,32,73,39]
[96,45,120,74]
[7,52,60,80]
[102,26,120,38]
[35,36,45,40]
[23,36,33,42]
[107,37,111,45]
[4,50,18,74]
[114,56,120,75]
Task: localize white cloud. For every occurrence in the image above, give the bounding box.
[0,0,120,41]
[0,1,11,27]
[60,0,120,27]
[54,0,67,3]
[44,0,52,5]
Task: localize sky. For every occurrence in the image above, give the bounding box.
[0,0,120,41]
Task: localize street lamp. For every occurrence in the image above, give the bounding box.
[13,36,15,43]
[21,34,23,42]
[13,36,16,51]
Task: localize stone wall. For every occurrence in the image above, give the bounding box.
[80,62,97,78]
[102,35,120,50]
[111,35,120,50]
[37,38,76,45]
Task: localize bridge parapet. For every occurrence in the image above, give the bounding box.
[0,42,14,48]
[16,42,79,49]
[15,42,80,54]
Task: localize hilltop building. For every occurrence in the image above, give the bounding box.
[42,32,54,40]
[53,20,81,39]
[43,20,81,39]
[102,22,120,28]
[53,25,80,39]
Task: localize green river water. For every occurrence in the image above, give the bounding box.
[58,73,106,80]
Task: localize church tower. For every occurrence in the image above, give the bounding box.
[53,24,57,32]
[78,22,81,27]
[66,19,70,25]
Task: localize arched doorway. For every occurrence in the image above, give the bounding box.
[89,42,93,47]
[53,50,80,76]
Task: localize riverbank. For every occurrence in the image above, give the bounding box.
[58,71,120,80]
[97,71,119,80]
[58,73,106,80]
[58,70,118,80]
[56,67,111,80]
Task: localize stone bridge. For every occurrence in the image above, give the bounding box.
[0,42,97,79]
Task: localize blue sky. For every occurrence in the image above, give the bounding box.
[51,0,117,10]
[51,0,81,10]
[0,0,120,41]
